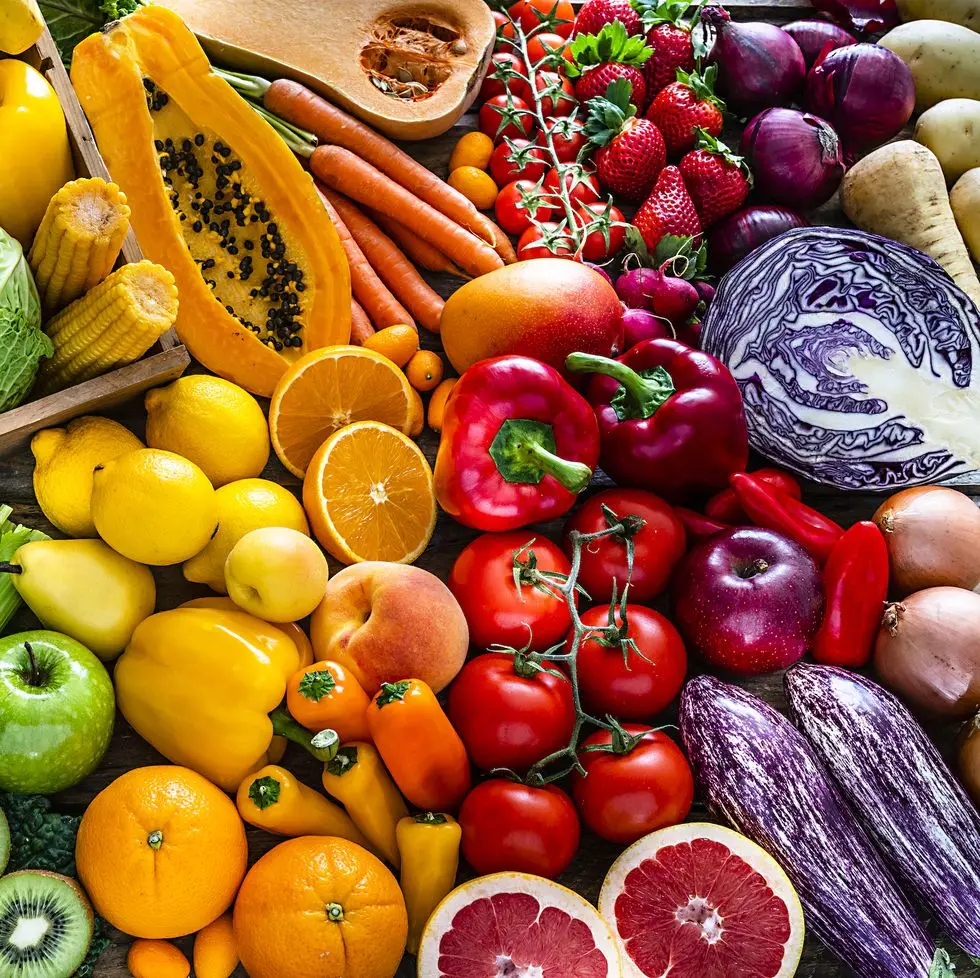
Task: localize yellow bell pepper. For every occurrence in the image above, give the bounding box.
[321,743,408,868]
[0,60,73,245]
[115,607,337,791]
[397,813,461,955]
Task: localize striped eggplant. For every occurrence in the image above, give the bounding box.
[786,663,980,957]
[680,675,950,978]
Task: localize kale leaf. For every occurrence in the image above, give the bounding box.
[39,0,143,65]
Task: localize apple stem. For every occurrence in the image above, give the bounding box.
[0,562,22,575]
[21,641,44,688]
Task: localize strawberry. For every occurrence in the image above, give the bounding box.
[679,129,751,227]
[573,0,643,37]
[583,78,665,200]
[567,22,652,110]
[633,0,703,98]
[645,65,724,157]
[633,165,701,251]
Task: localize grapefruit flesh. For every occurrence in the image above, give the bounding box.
[419,873,622,978]
[599,823,804,978]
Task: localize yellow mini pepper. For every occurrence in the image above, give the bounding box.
[115,607,337,792]
[397,812,461,955]
[321,743,408,868]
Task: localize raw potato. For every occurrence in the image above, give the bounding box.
[915,99,980,181]
[951,167,980,261]
[898,0,980,29]
[841,140,980,307]
[880,20,980,109]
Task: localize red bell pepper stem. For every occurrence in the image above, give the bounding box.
[705,467,802,524]
[812,521,889,668]
[729,472,843,566]
[675,507,731,543]
[489,418,593,492]
[565,352,675,419]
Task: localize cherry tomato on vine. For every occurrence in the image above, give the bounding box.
[448,651,576,772]
[517,221,576,260]
[573,201,627,261]
[489,138,549,185]
[459,780,580,879]
[519,72,576,118]
[538,118,587,162]
[448,531,572,651]
[562,488,687,603]
[479,95,535,143]
[479,52,526,101]
[520,0,576,39]
[543,164,600,206]
[495,179,554,235]
[526,31,568,65]
[570,604,687,721]
[571,724,694,844]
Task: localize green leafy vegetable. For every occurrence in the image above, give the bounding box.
[39,0,143,65]
[0,505,48,631]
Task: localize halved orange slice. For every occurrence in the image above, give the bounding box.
[269,345,415,478]
[303,420,436,564]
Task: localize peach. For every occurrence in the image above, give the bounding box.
[311,562,468,694]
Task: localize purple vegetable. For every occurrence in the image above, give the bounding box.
[680,675,949,978]
[615,267,661,309]
[650,275,700,325]
[708,205,807,274]
[695,280,716,309]
[805,44,915,152]
[741,108,845,210]
[621,307,672,349]
[811,0,898,33]
[786,664,980,957]
[782,19,856,68]
[703,5,806,114]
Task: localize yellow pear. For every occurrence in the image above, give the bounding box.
[5,539,156,660]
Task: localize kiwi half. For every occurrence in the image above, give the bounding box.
[0,808,9,876]
[0,870,93,978]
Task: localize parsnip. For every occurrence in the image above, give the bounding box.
[841,140,980,308]
[951,168,980,262]
[898,0,980,30]
[915,99,980,182]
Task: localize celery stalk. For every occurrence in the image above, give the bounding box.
[0,505,48,632]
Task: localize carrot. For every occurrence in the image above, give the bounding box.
[312,146,504,279]
[350,299,375,344]
[489,220,518,265]
[370,212,468,279]
[322,189,444,334]
[318,190,415,330]
[264,79,497,246]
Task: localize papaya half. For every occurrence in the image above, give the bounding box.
[71,6,351,396]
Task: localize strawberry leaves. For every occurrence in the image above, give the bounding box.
[583,78,638,148]
[676,65,725,110]
[567,21,653,78]
[693,127,752,184]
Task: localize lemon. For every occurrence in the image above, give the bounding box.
[145,375,270,488]
[183,478,310,592]
[91,449,217,566]
[32,417,144,537]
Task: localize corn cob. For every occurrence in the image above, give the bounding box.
[35,260,178,395]
[28,178,131,316]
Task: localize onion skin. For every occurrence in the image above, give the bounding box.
[874,587,980,718]
[709,205,808,274]
[782,19,856,68]
[873,485,980,595]
[957,713,980,806]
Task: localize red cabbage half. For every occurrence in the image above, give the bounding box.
[700,227,980,490]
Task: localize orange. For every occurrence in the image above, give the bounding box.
[407,385,424,437]
[75,766,247,939]
[405,350,444,392]
[302,420,436,565]
[269,345,415,478]
[449,131,494,172]
[448,166,499,210]
[128,939,191,978]
[233,836,407,978]
[362,324,419,367]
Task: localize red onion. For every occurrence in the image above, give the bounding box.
[741,108,845,210]
[622,307,673,349]
[703,5,806,115]
[782,19,856,68]
[805,44,914,153]
[708,205,807,274]
[811,0,898,33]
[615,267,661,309]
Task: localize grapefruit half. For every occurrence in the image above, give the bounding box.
[599,823,804,978]
[418,872,623,977]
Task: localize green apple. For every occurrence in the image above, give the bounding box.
[0,630,114,794]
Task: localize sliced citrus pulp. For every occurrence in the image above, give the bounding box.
[269,345,416,478]
[303,420,436,565]
[599,823,804,978]
[418,872,622,978]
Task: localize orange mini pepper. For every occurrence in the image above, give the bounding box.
[367,679,471,811]
[286,660,372,741]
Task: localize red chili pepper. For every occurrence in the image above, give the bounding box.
[674,507,731,543]
[729,472,843,565]
[705,467,802,524]
[813,521,889,668]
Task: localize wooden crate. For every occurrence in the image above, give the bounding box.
[0,25,190,456]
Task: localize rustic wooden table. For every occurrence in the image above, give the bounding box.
[5,2,977,974]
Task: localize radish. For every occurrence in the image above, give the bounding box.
[650,275,700,325]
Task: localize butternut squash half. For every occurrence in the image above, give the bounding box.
[71,6,351,396]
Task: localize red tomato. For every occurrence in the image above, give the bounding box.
[480,52,527,101]
[571,725,694,844]
[543,165,600,206]
[479,95,535,143]
[489,138,549,185]
[447,652,576,772]
[562,488,687,603]
[517,221,576,260]
[527,32,568,65]
[520,0,576,39]
[459,780,580,879]
[574,201,627,261]
[496,19,517,42]
[494,179,554,235]
[570,604,687,721]
[538,118,587,162]
[448,531,571,651]
[493,10,509,31]
[518,71,577,118]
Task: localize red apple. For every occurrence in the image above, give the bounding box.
[670,527,822,675]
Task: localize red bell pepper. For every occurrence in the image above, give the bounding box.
[675,507,731,543]
[434,356,599,532]
[705,467,802,524]
[566,338,748,504]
